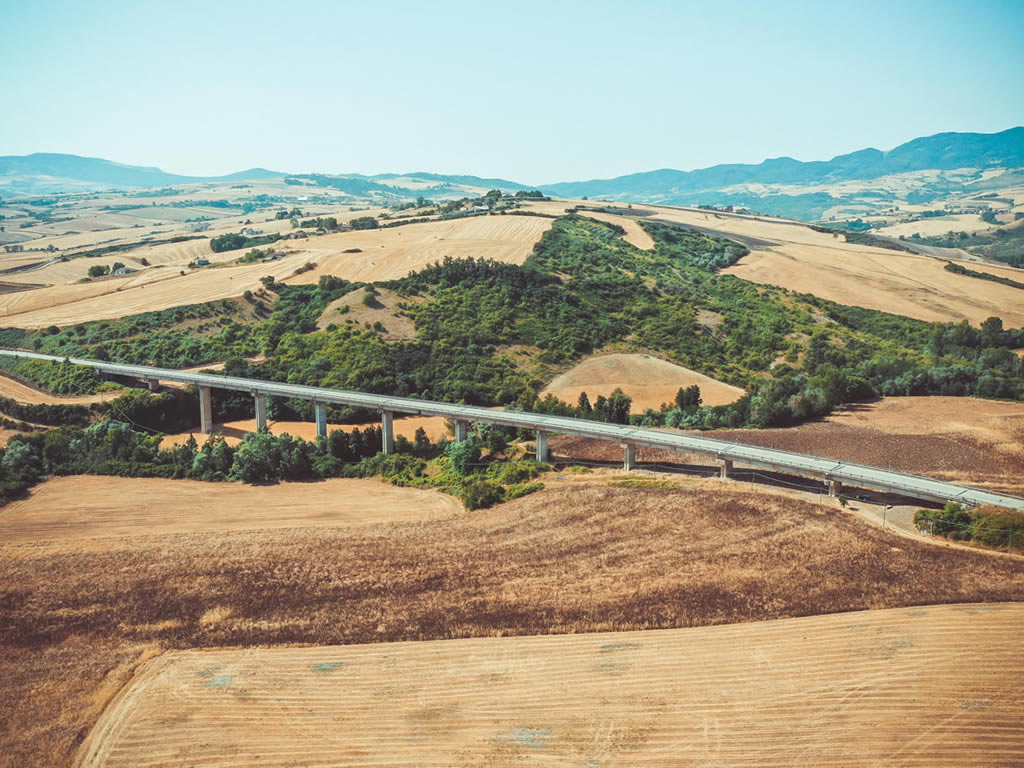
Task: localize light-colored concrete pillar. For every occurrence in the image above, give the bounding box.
[828,479,842,497]
[718,459,733,479]
[314,402,328,438]
[381,409,395,455]
[622,443,636,471]
[454,419,469,443]
[535,430,549,463]
[254,392,267,430]
[199,385,212,434]
[146,378,160,392]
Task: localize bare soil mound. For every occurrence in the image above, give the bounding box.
[79,603,1024,768]
[542,353,745,410]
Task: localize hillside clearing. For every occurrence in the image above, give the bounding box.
[79,603,1024,768]
[542,353,745,410]
[0,372,122,405]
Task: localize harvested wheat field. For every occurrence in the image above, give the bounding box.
[4,483,1024,765]
[542,353,745,410]
[79,603,1024,768]
[0,215,553,328]
[282,213,554,285]
[0,475,460,544]
[645,205,1024,327]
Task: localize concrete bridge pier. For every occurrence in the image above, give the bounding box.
[145,378,160,392]
[254,393,268,430]
[535,430,549,463]
[454,419,469,443]
[828,479,843,497]
[381,409,395,455]
[314,402,328,437]
[718,459,733,479]
[199,385,213,434]
[622,443,636,471]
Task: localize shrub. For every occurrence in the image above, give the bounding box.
[461,478,504,510]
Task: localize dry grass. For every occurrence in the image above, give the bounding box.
[0,476,462,544]
[79,604,1024,767]
[542,353,745,410]
[2,482,1023,765]
[643,204,1024,327]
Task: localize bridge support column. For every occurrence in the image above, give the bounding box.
[718,459,733,479]
[314,402,328,438]
[253,393,268,430]
[381,409,395,455]
[622,443,636,472]
[828,479,842,497]
[145,378,160,392]
[535,430,549,463]
[199,386,212,434]
[454,419,469,443]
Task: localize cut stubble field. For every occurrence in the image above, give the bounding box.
[0,214,552,328]
[2,480,1023,766]
[79,603,1024,768]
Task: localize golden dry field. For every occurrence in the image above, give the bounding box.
[0,214,551,328]
[3,481,1023,766]
[78,603,1024,768]
[0,372,122,405]
[0,476,461,544]
[541,352,745,410]
[595,204,1024,327]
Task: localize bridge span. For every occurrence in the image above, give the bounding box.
[3,349,1022,511]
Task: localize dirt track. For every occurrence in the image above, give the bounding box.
[78,603,1024,768]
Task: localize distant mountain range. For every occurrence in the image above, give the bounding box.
[3,128,1022,220]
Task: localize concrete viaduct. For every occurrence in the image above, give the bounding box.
[3,349,1023,512]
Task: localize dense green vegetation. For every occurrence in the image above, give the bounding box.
[209,232,283,252]
[914,502,1024,552]
[0,418,546,510]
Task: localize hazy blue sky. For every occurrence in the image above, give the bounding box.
[2,0,1022,184]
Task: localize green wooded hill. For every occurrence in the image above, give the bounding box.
[4,212,1022,433]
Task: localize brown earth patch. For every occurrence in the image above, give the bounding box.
[550,396,1024,496]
